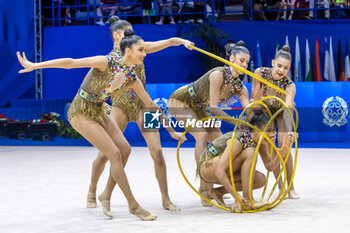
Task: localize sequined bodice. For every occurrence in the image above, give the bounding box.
[260,67,293,108]
[193,66,244,105]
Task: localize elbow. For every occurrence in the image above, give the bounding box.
[169,38,177,45]
[208,105,218,113]
[148,102,158,109]
[64,58,75,69]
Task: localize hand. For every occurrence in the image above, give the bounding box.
[17,51,35,73]
[230,196,249,213]
[183,40,194,50]
[288,132,298,143]
[170,132,187,143]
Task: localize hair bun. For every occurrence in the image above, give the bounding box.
[124,28,135,38]
[225,41,235,56]
[109,16,120,25]
[254,107,267,116]
[282,45,290,52]
[236,40,245,47]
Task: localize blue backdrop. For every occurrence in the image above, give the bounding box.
[1,3,350,144]
[40,21,350,99]
[0,0,35,107]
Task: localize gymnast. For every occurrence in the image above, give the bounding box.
[251,45,299,199]
[198,109,294,212]
[16,29,186,221]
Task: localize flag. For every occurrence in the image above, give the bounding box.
[329,36,336,81]
[305,39,313,81]
[285,35,292,79]
[336,38,345,81]
[324,38,330,81]
[294,36,302,82]
[256,41,262,68]
[314,39,322,81]
[345,38,350,81]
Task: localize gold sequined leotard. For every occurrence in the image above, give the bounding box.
[197,131,257,180]
[67,51,137,125]
[110,48,147,122]
[170,65,244,120]
[260,67,293,114]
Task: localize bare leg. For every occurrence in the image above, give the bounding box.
[97,108,130,217]
[86,155,108,208]
[277,112,299,199]
[136,112,179,211]
[168,98,215,206]
[71,114,156,221]
[86,107,128,210]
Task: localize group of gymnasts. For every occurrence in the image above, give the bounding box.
[16,16,299,221]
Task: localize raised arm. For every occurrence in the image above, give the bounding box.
[208,71,237,125]
[130,79,186,143]
[17,51,108,73]
[144,37,194,54]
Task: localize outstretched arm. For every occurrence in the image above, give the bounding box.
[131,79,186,143]
[144,38,194,54]
[17,51,108,73]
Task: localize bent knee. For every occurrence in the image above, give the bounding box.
[193,131,209,142]
[255,171,266,188]
[152,149,165,166]
[95,154,108,165]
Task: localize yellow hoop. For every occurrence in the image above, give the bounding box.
[188,45,287,95]
[176,97,298,213]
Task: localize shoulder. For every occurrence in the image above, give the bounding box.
[208,69,224,83]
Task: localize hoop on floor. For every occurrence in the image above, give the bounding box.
[176,96,298,213]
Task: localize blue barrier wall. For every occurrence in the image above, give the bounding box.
[128,82,350,143]
[0,0,35,107]
[41,21,350,99]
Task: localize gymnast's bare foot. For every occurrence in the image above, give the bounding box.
[288,189,300,199]
[129,205,157,221]
[250,200,270,209]
[209,188,226,207]
[86,191,97,208]
[98,194,113,218]
[200,191,213,207]
[163,200,180,211]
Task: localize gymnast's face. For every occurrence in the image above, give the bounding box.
[126,40,146,65]
[271,57,291,80]
[230,53,250,75]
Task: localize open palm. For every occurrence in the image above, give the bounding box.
[17,51,35,73]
